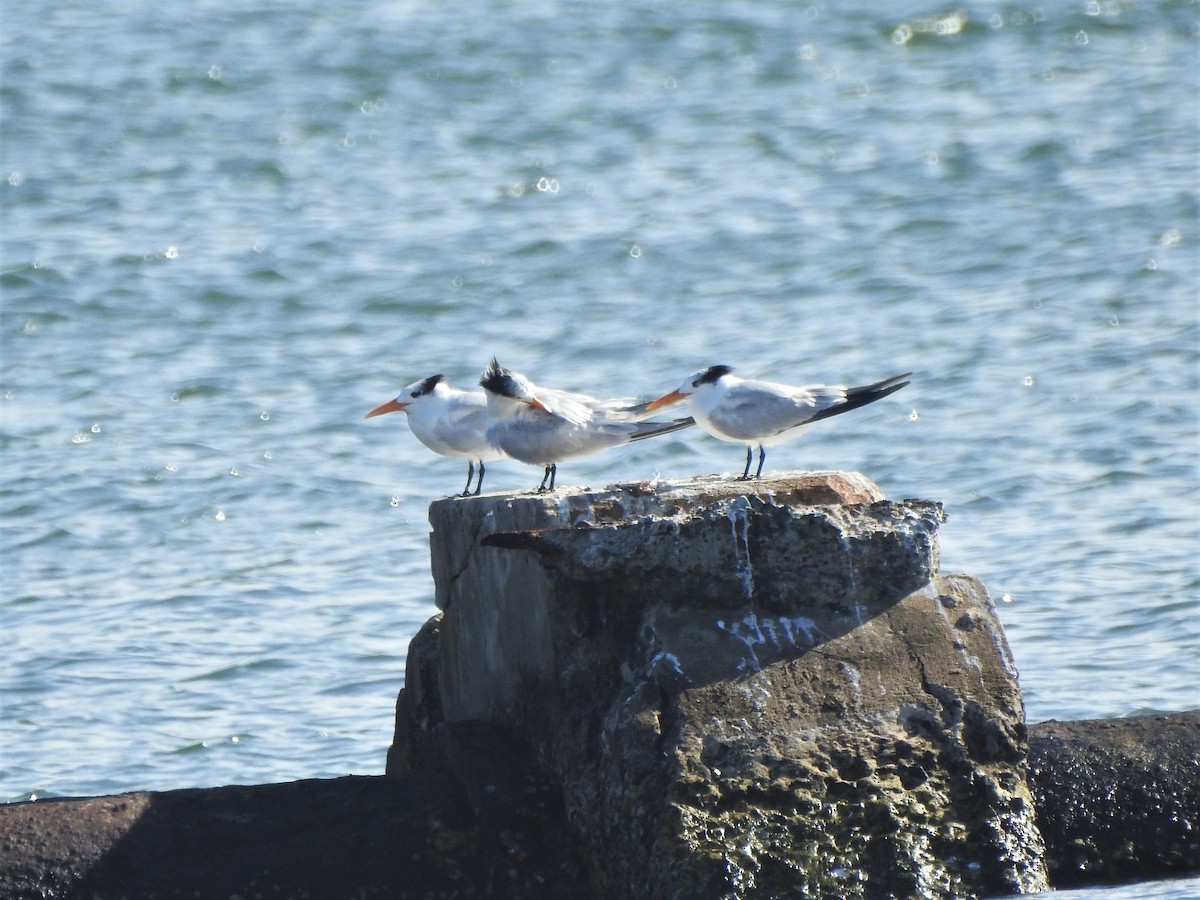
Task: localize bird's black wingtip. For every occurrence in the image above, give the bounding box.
[825,372,913,418]
[868,372,913,394]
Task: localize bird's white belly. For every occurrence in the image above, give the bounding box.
[409,411,501,461]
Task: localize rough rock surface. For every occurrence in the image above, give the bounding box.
[3,715,1197,899]
[0,772,587,899]
[1029,710,1200,887]
[390,472,1049,898]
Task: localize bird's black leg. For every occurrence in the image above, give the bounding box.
[739,446,753,480]
[548,463,557,491]
[537,464,553,493]
[473,461,485,496]
[754,445,766,479]
[461,461,475,497]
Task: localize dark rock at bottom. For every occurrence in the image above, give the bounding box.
[1,712,1196,900]
[0,769,587,900]
[1028,710,1200,888]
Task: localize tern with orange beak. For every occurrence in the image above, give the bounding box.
[646,365,912,480]
[480,359,694,492]
[365,374,504,496]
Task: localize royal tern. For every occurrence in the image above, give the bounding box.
[365,374,504,496]
[479,359,694,492]
[646,365,911,479]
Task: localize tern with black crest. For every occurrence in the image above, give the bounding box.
[480,359,694,492]
[646,365,911,480]
[365,374,504,496]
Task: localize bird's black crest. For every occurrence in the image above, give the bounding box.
[480,359,517,396]
[696,365,734,386]
[413,374,445,397]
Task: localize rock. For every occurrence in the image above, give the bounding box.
[4,714,1197,898]
[0,773,588,899]
[391,472,1050,898]
[1028,710,1200,887]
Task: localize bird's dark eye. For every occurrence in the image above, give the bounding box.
[411,390,422,399]
[691,379,701,388]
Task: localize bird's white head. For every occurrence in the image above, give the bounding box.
[365,373,445,418]
[647,364,733,410]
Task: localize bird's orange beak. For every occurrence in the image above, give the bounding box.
[365,399,409,419]
[645,390,686,412]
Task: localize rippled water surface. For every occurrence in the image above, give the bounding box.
[3,4,1197,892]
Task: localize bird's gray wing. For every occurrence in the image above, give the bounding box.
[709,383,846,440]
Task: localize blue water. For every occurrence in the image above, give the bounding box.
[2,3,1198,893]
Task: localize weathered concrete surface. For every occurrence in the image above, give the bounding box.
[1028,710,1200,888]
[419,472,890,722]
[390,473,1049,898]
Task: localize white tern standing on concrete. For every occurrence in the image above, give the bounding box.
[646,365,911,480]
[480,359,693,492]
[366,374,505,496]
